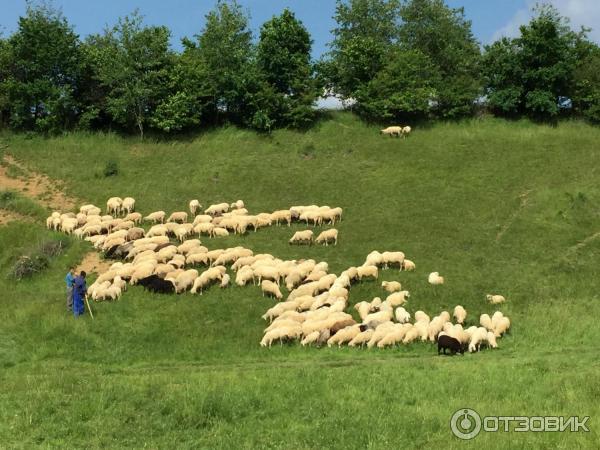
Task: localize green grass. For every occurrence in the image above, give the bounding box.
[0,190,49,221]
[0,113,599,448]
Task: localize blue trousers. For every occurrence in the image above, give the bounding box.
[73,291,85,316]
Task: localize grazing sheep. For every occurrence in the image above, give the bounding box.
[106,197,123,215]
[486,294,506,304]
[453,305,467,325]
[366,322,397,348]
[124,212,142,224]
[289,230,313,245]
[271,210,292,226]
[381,280,401,293]
[468,327,489,353]
[380,126,402,137]
[401,126,411,138]
[260,326,302,347]
[205,203,229,216]
[327,324,362,347]
[122,197,136,215]
[486,331,498,349]
[348,329,375,347]
[189,200,201,216]
[211,227,229,238]
[402,327,420,344]
[174,269,199,294]
[428,272,445,285]
[144,211,166,224]
[438,334,463,355]
[315,229,338,246]
[167,211,188,223]
[357,265,378,281]
[493,317,511,337]
[381,251,405,269]
[220,273,231,288]
[395,307,411,324]
[480,314,494,331]
[377,324,412,347]
[261,280,283,300]
[401,259,415,271]
[386,290,410,307]
[231,200,245,210]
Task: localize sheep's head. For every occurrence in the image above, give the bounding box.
[486,294,492,301]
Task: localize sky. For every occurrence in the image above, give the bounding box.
[1,0,599,58]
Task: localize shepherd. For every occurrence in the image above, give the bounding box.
[72,271,87,317]
[65,266,75,312]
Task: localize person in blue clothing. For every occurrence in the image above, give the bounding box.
[72,271,87,317]
[65,267,76,311]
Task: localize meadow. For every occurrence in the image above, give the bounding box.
[0,112,599,448]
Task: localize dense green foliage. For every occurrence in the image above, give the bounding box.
[482,4,599,121]
[1,0,600,135]
[0,115,599,447]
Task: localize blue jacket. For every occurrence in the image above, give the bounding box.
[65,272,75,288]
[73,276,87,297]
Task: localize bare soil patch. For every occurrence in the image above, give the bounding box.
[0,154,77,211]
[75,252,112,276]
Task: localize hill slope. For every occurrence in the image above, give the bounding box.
[0,113,598,448]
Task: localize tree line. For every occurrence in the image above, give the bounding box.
[0,0,599,137]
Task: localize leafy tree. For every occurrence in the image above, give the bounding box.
[399,0,481,118]
[89,12,173,138]
[324,0,401,99]
[483,4,582,120]
[0,36,11,127]
[2,1,81,132]
[195,0,253,124]
[151,40,213,132]
[572,41,600,123]
[355,46,439,122]
[257,8,320,128]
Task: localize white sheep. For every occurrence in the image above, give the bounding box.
[401,259,416,271]
[381,280,401,293]
[261,280,283,300]
[401,126,411,138]
[486,294,506,304]
[315,229,338,246]
[428,272,445,285]
[106,197,123,215]
[385,290,410,307]
[144,211,166,224]
[167,211,188,223]
[289,230,313,245]
[394,307,411,324]
[189,200,201,216]
[480,314,494,332]
[453,305,467,325]
[380,126,402,137]
[122,197,135,215]
[357,265,378,281]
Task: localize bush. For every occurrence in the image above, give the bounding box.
[103,159,119,177]
[9,238,70,280]
[10,255,50,280]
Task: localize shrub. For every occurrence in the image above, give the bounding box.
[103,159,119,177]
[9,238,70,280]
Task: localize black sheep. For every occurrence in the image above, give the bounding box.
[437,334,464,355]
[138,275,175,294]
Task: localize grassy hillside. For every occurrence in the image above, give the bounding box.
[0,113,599,448]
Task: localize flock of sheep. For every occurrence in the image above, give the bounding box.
[46,196,510,353]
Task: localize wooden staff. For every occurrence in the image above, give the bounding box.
[84,295,95,320]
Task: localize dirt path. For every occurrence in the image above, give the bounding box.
[0,154,77,212]
[75,252,113,276]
